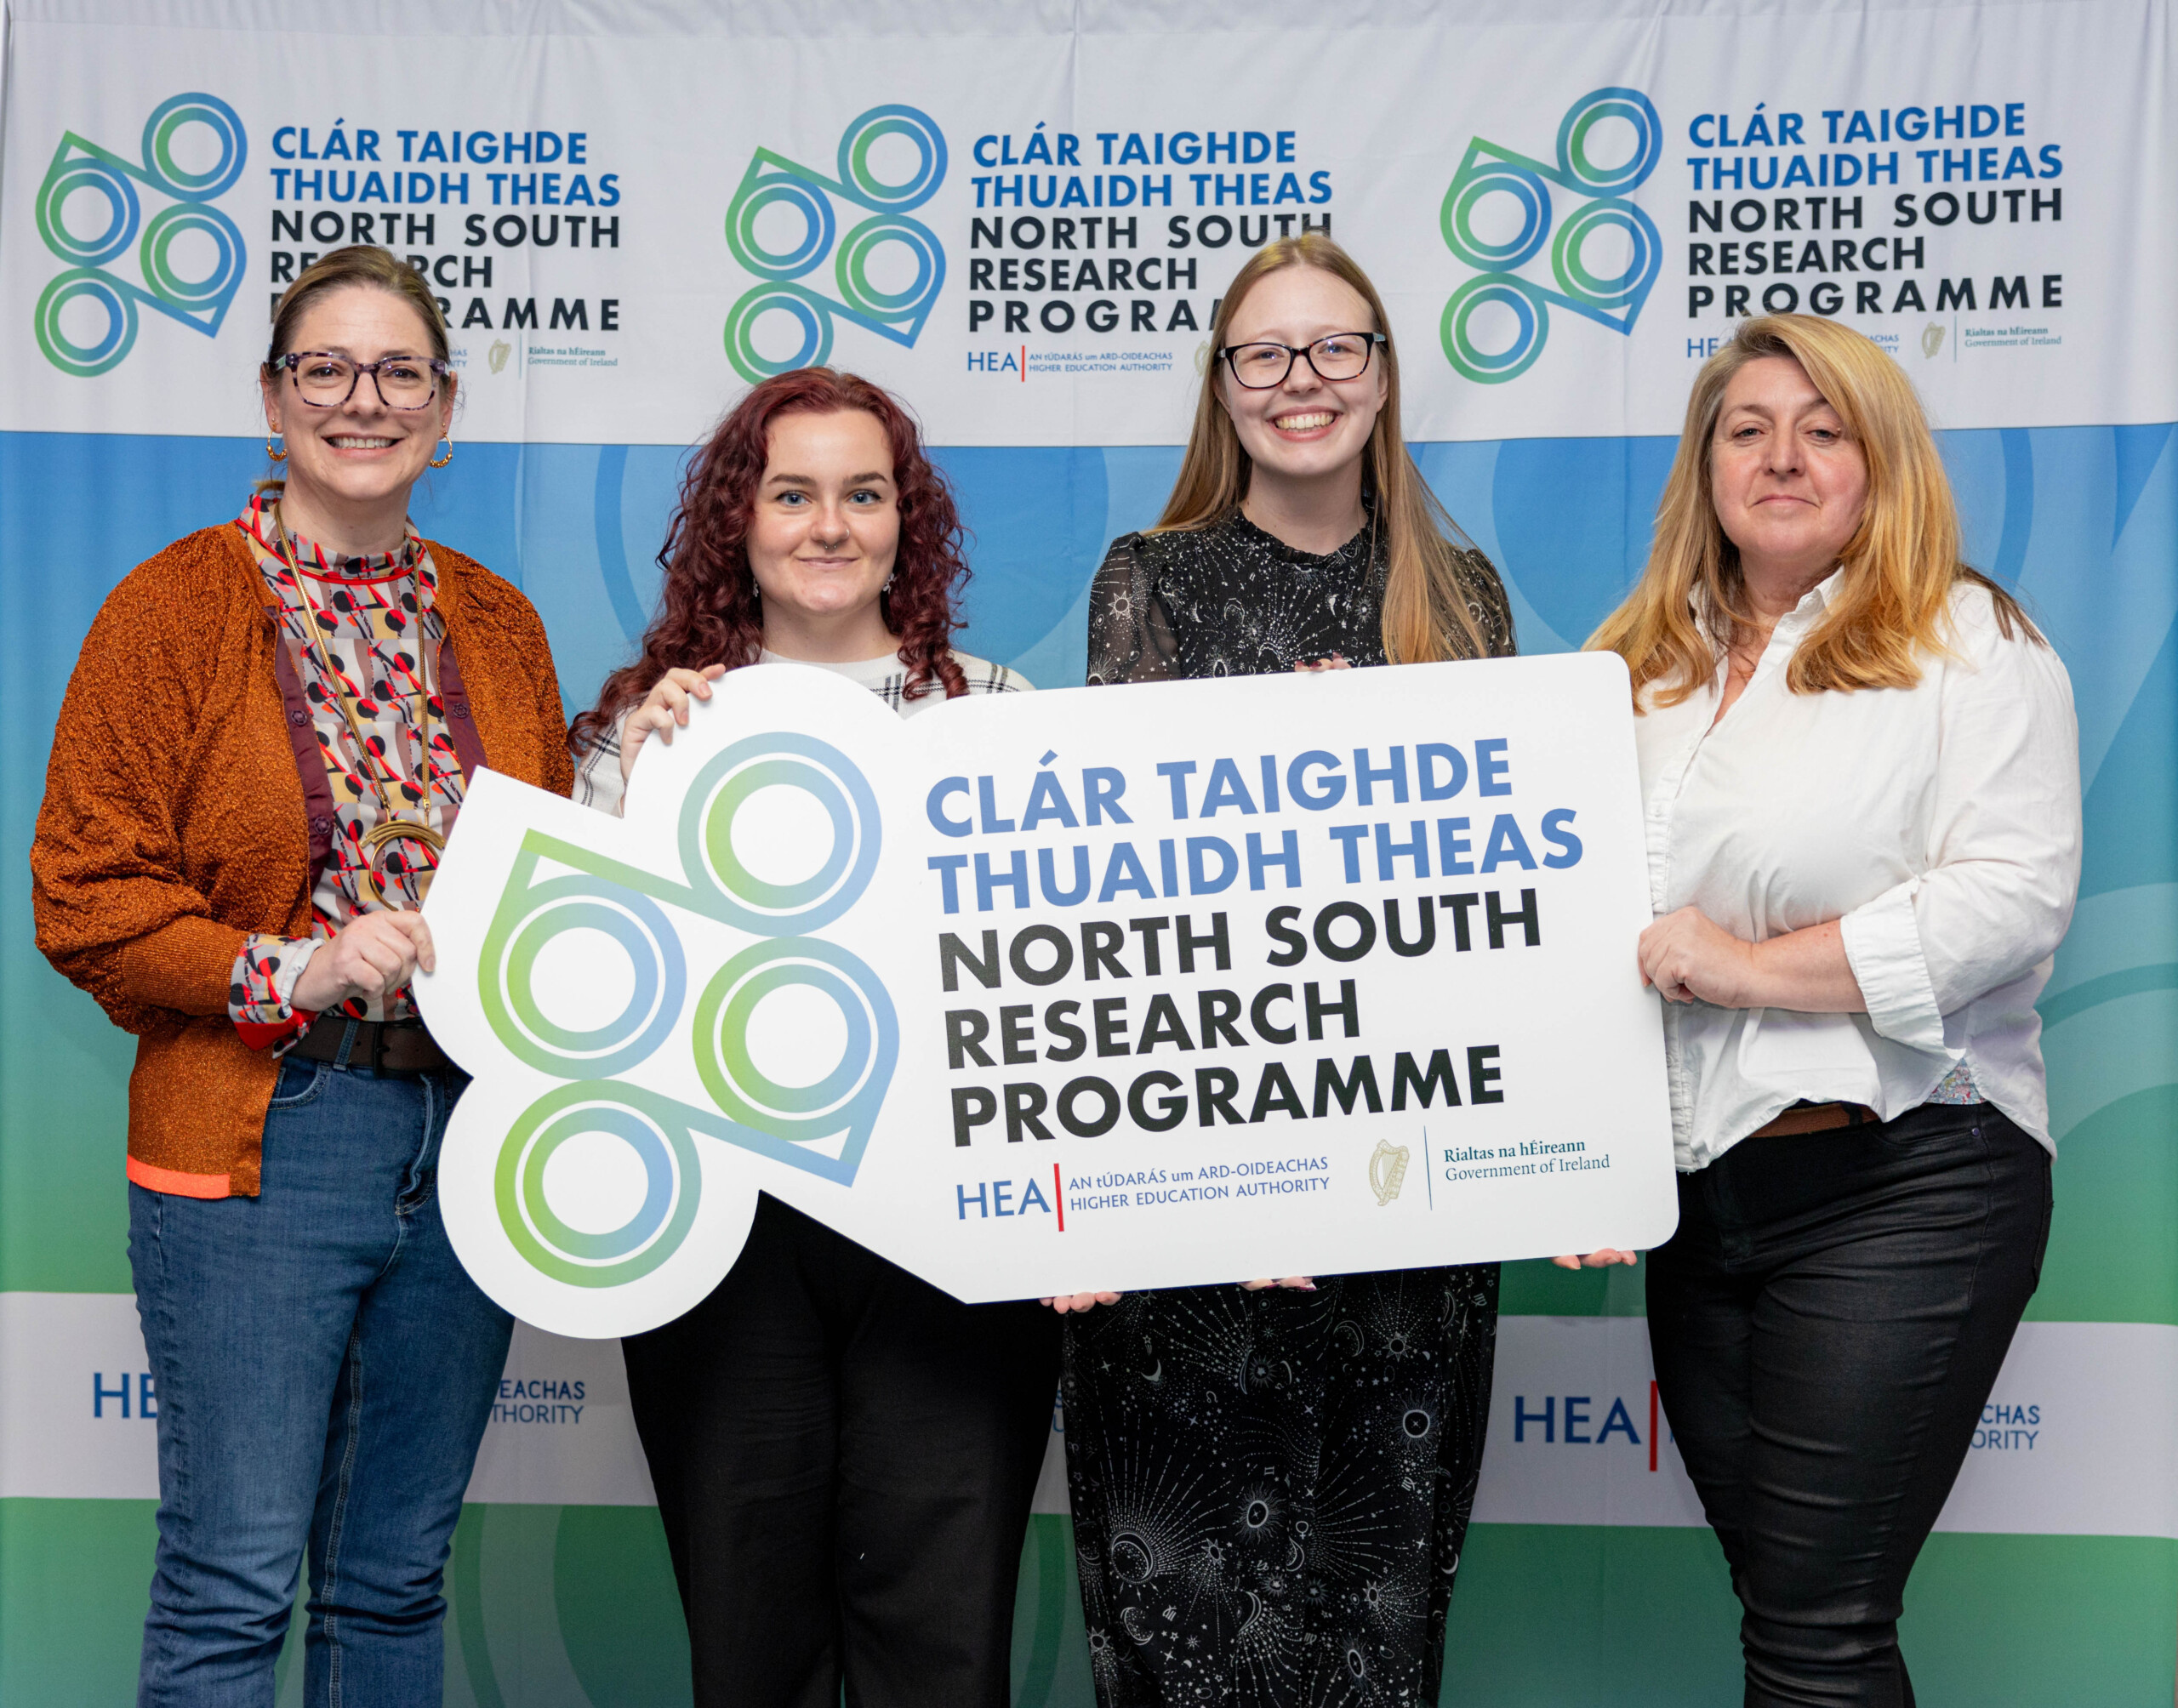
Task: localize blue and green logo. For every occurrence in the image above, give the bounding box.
[33,93,248,377]
[721,105,947,383]
[480,734,898,1289]
[1440,88,1662,384]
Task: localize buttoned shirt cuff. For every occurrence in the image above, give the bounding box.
[1839,880,1947,1052]
[229,933,324,1050]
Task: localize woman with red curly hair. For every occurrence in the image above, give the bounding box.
[570,367,1059,1708]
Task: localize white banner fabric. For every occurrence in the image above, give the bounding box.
[13,1293,2169,1541]
[3,0,2172,447]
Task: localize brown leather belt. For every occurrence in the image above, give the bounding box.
[1750,1100,1879,1138]
[287,1017,454,1076]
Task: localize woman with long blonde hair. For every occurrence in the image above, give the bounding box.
[1588,315,2078,1706]
[1053,234,1512,1706]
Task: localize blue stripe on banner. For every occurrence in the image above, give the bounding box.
[590,441,648,644]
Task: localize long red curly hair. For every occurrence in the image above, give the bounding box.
[572,367,971,752]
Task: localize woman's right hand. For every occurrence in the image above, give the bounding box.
[293,910,435,1012]
[1551,1250,1640,1271]
[621,664,727,785]
[1042,1290,1124,1314]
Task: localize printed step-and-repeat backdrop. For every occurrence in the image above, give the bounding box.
[1,1,2173,1702]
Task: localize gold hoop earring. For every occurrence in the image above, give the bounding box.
[429,436,453,470]
[266,432,287,463]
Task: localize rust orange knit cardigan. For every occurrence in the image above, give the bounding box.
[31,524,574,1198]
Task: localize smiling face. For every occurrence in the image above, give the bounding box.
[259,285,453,542]
[1709,354,1870,593]
[1217,264,1387,492]
[744,408,902,649]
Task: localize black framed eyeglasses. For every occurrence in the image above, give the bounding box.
[271,350,451,410]
[1219,332,1386,390]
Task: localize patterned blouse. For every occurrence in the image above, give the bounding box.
[1086,504,1514,683]
[226,493,463,1046]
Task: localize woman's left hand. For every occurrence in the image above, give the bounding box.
[1639,906,1760,1006]
[621,664,725,786]
[1639,908,1864,1013]
[1240,1277,1317,1291]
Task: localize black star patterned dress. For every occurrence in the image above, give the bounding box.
[1066,506,1514,1708]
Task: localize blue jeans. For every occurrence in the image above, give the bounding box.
[128,1049,514,1707]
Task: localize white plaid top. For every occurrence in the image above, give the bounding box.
[574,647,1030,816]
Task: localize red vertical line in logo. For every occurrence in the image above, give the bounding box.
[1055,1164,1065,1231]
[1020,344,1028,382]
[1649,1380,1659,1472]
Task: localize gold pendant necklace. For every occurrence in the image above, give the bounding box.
[275,513,445,908]
[356,817,447,908]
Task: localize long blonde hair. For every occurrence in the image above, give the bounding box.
[1589,314,2036,705]
[1156,235,1491,662]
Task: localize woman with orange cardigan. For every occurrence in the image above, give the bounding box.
[31,246,571,1706]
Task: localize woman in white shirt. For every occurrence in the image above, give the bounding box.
[1586,315,2078,1707]
[567,367,1053,1708]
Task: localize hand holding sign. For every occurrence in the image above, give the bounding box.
[418,656,1674,1338]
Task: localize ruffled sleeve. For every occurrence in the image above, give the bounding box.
[1086,533,1183,686]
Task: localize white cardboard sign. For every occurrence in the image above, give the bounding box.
[419,655,1675,1337]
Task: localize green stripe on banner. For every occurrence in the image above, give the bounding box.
[449,1504,510,1708]
[2029,1084,2178,1325]
[1500,1255,1650,1317]
[1012,1513,1080,1708]
[449,1504,691,1706]
[4,1503,2174,1704]
[551,1508,697,1705]
[1443,1523,1741,1703]
[0,1498,155,1705]
[1896,1534,2178,1706]
[1441,1525,2178,1706]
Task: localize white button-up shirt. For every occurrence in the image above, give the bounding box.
[1634,572,2081,1170]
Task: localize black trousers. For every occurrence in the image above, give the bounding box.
[1646,1103,2052,1708]
[621,1195,1062,1708]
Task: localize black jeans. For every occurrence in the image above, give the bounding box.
[1646,1103,2052,1708]
[620,1195,1061,1708]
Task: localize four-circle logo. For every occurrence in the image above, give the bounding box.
[1440,88,1662,384]
[722,105,947,383]
[33,93,248,377]
[479,733,898,1289]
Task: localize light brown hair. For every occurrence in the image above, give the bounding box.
[263,243,452,374]
[1157,234,1490,662]
[259,246,454,489]
[1588,313,2037,705]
